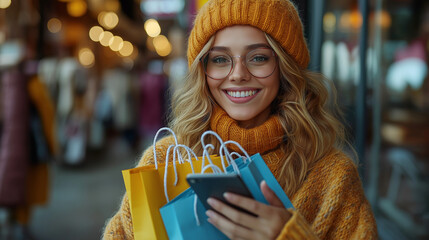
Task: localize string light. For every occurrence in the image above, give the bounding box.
[119,41,134,57]
[89,26,104,42]
[109,36,124,51]
[99,31,114,47]
[98,11,119,29]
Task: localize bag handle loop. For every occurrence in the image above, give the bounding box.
[153,127,178,169]
[163,144,198,202]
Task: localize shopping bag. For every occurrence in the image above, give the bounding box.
[226,153,294,209]
[123,128,224,240]
[160,188,229,240]
[220,139,293,208]
[159,131,292,239]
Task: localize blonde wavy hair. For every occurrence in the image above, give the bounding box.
[169,34,348,197]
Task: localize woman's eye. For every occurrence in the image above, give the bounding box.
[211,56,229,64]
[249,55,269,63]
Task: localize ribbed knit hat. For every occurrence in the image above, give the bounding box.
[187,0,310,69]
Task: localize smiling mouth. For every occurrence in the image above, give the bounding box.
[225,90,259,98]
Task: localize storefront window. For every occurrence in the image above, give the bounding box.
[321,0,429,239]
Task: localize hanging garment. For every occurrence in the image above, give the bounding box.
[0,69,30,206]
[139,71,167,137]
[27,75,59,157]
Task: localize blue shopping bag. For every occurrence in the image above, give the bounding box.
[159,131,293,239]
[226,153,294,209]
[159,154,294,240]
[159,187,229,240]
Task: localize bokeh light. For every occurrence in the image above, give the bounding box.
[153,35,172,57]
[47,18,62,33]
[89,26,104,42]
[99,31,114,47]
[376,10,392,29]
[349,10,362,29]
[323,12,336,33]
[109,36,124,51]
[119,41,134,57]
[0,0,11,9]
[67,0,87,17]
[144,19,161,37]
[98,11,119,29]
[78,48,95,67]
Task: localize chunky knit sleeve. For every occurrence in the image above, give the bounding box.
[275,152,377,240]
[102,136,176,240]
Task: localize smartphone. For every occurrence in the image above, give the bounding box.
[186,173,256,216]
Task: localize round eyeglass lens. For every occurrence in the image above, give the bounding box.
[202,50,233,80]
[245,48,277,78]
[202,47,277,79]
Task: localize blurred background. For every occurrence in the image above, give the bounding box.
[0,0,428,239]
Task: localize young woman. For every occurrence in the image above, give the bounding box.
[103,0,377,239]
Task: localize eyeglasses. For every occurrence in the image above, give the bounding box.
[200,47,278,80]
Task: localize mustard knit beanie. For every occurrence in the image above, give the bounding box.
[187,0,310,69]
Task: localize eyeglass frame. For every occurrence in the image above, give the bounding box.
[199,46,279,80]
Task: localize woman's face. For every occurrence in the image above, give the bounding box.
[205,25,280,128]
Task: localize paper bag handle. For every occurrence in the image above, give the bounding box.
[153,127,178,169]
[163,144,199,202]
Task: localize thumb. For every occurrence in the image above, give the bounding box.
[260,180,283,207]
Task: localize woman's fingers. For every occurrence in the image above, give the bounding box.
[206,185,293,240]
[207,197,260,227]
[222,192,267,217]
[206,200,256,240]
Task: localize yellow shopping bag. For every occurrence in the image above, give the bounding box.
[123,154,224,240]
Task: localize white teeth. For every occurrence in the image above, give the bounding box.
[226,90,257,98]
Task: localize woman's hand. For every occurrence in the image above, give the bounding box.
[206,180,292,240]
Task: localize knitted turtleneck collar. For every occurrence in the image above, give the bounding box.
[210,107,285,155]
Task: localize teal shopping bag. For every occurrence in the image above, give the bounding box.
[159,187,229,240]
[227,153,294,209]
[159,153,293,240]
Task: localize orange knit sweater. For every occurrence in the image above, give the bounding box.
[103,109,377,239]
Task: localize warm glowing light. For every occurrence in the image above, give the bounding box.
[323,12,336,33]
[67,0,87,17]
[78,48,95,67]
[144,19,161,37]
[153,35,169,49]
[376,10,391,29]
[89,26,104,42]
[349,10,362,29]
[119,41,133,57]
[99,31,114,47]
[109,36,124,51]
[0,0,11,9]
[153,35,172,57]
[99,11,119,29]
[47,18,62,33]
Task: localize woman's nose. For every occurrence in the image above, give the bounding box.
[228,57,251,82]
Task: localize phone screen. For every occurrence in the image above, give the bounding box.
[186,173,256,216]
